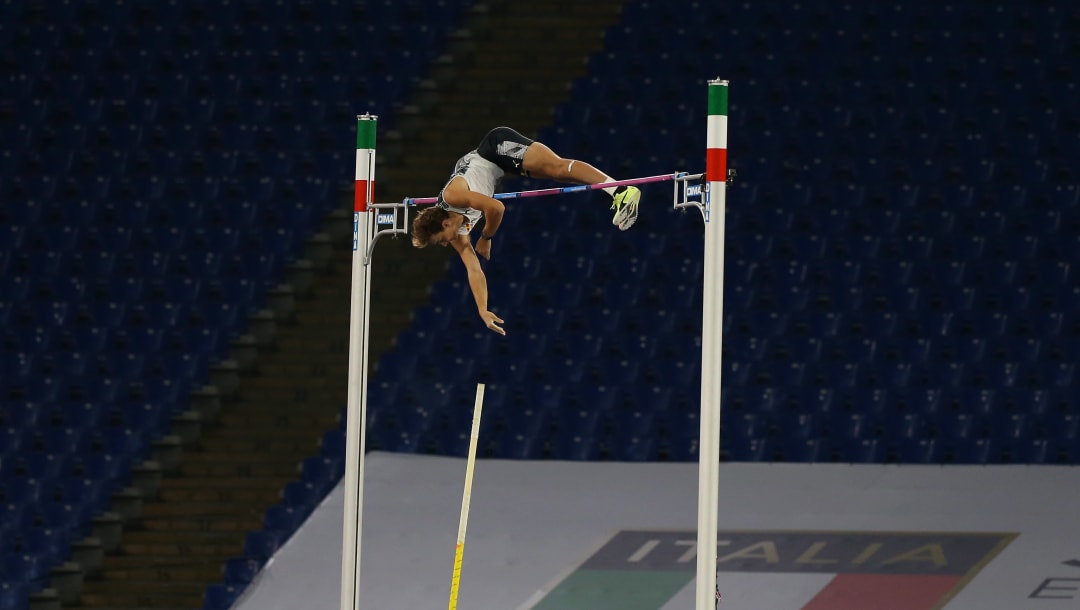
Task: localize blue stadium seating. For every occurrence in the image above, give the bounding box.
[4,0,1078,603]
[0,0,486,600]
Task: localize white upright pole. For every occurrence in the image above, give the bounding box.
[341,114,377,610]
[697,79,728,609]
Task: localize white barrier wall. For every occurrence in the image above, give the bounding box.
[234,454,1080,610]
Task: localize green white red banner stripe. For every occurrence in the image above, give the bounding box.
[707,80,728,183]
[355,116,376,213]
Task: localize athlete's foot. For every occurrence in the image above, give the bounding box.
[611,185,641,231]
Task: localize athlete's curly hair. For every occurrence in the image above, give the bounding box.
[411,206,450,247]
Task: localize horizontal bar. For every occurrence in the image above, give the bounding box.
[404,172,702,206]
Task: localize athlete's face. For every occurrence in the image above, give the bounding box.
[430,224,457,247]
[430,214,464,247]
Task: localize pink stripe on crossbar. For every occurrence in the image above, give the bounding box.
[405,172,700,205]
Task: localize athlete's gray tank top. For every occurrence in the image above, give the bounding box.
[436,151,502,235]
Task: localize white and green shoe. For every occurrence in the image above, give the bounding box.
[610,185,641,231]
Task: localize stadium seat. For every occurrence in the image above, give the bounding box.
[725,386,780,416]
[842,234,882,259]
[914,362,971,388]
[1016,438,1052,464]
[902,388,944,416]
[0,580,29,610]
[996,388,1050,416]
[223,557,263,586]
[281,480,325,513]
[781,438,824,462]
[1041,412,1079,445]
[724,335,768,362]
[57,476,111,516]
[810,284,866,313]
[768,336,823,362]
[319,428,346,461]
[300,456,343,494]
[545,427,600,461]
[2,552,52,590]
[833,388,890,417]
[491,423,545,460]
[971,361,1021,388]
[942,437,995,464]
[790,308,846,336]
[868,361,912,388]
[891,437,942,464]
[203,583,245,610]
[845,311,898,338]
[880,338,932,365]
[242,530,284,563]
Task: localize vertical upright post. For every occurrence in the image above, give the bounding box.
[341,114,377,610]
[698,79,728,609]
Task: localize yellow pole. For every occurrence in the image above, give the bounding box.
[449,383,485,610]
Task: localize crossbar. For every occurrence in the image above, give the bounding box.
[405,172,702,206]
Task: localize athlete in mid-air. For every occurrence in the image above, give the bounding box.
[411,126,641,335]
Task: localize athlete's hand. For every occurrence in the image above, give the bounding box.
[474,238,492,261]
[479,310,505,335]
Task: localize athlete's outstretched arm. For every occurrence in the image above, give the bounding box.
[451,234,505,335]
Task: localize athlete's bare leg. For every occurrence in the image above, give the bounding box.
[521,141,641,230]
[521,142,612,185]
